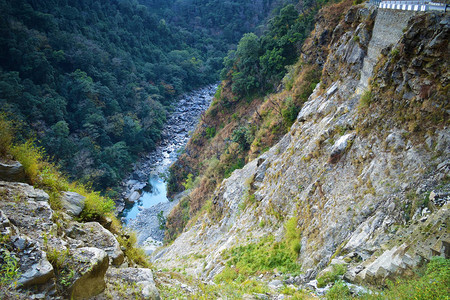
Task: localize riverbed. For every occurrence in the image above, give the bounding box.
[118,85,217,253]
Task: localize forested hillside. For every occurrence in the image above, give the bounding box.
[0,0,288,194]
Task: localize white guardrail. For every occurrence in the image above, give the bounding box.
[379,1,449,11]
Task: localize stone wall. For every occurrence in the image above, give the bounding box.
[359,9,418,90]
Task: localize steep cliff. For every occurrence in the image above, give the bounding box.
[153,4,449,296]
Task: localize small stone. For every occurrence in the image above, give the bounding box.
[268,279,283,290]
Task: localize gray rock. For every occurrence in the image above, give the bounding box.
[18,249,54,287]
[0,181,49,202]
[67,222,124,266]
[61,192,85,217]
[69,247,109,299]
[268,279,283,290]
[127,190,141,203]
[0,160,26,182]
[329,133,355,163]
[105,267,160,300]
[355,244,421,285]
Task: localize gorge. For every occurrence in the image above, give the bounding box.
[0,0,448,299]
[120,85,217,253]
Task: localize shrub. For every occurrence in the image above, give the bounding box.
[72,185,115,221]
[224,158,245,178]
[285,216,301,257]
[116,232,151,268]
[359,90,373,108]
[0,114,13,157]
[326,280,352,299]
[11,141,43,184]
[317,264,347,288]
[0,249,20,289]
[231,126,254,152]
[205,127,216,139]
[182,173,195,190]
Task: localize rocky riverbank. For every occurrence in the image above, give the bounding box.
[117,85,217,248]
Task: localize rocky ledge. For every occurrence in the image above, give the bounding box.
[0,179,159,299]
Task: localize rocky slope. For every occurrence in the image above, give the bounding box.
[0,177,159,299]
[152,4,449,294]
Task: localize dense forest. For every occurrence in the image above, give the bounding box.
[0,0,290,194]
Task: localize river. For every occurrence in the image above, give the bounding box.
[118,85,217,253]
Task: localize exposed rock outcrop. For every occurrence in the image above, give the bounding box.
[61,192,85,217]
[0,160,26,182]
[152,7,449,290]
[0,181,159,298]
[102,267,160,300]
[69,247,109,299]
[66,222,124,266]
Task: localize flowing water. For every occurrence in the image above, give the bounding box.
[119,85,217,252]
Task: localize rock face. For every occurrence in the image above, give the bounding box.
[0,160,26,182]
[61,191,85,216]
[0,180,159,298]
[69,247,109,299]
[102,267,160,299]
[152,8,449,288]
[66,222,124,266]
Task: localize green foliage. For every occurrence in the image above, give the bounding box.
[0,114,13,157]
[326,280,352,299]
[390,48,400,58]
[359,90,373,108]
[182,173,195,190]
[285,216,302,257]
[224,158,245,178]
[47,248,70,272]
[231,126,254,152]
[116,232,151,268]
[216,235,300,283]
[205,127,216,139]
[0,0,279,192]
[317,264,347,288]
[282,97,300,127]
[157,211,166,230]
[10,141,43,184]
[0,249,20,289]
[46,248,75,291]
[160,276,270,300]
[223,2,325,96]
[73,185,115,221]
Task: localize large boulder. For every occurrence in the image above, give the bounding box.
[104,267,160,300]
[66,222,124,266]
[61,192,85,217]
[0,160,26,182]
[69,247,109,299]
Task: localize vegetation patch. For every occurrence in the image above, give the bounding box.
[216,218,302,283]
[317,264,346,288]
